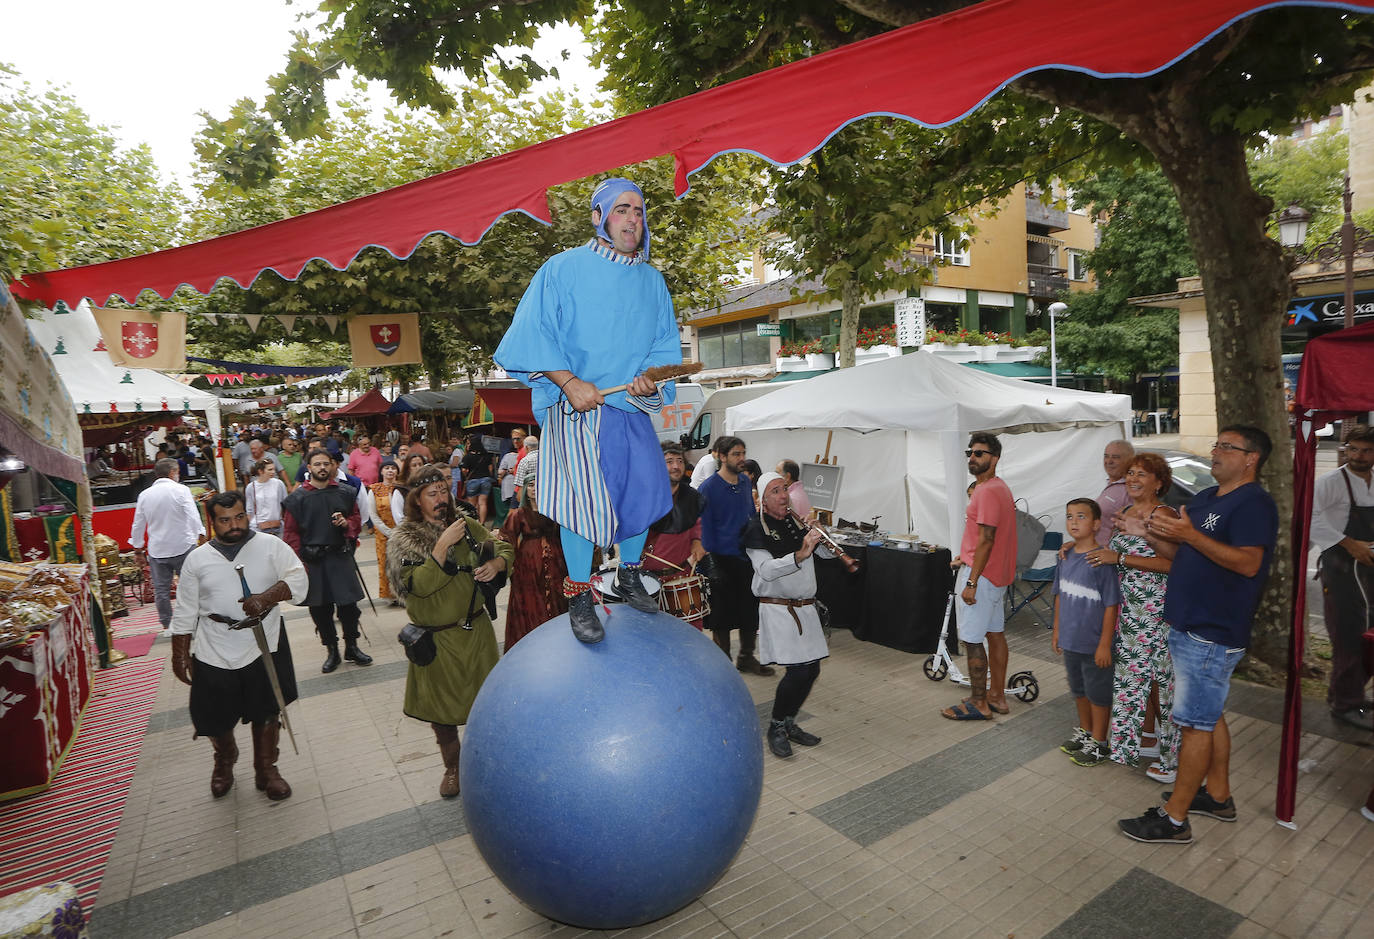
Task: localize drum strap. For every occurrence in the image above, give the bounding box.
[758,596,815,634]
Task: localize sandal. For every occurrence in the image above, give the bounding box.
[987,698,1011,715]
[941,700,993,721]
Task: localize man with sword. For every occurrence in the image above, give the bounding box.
[171,491,309,801]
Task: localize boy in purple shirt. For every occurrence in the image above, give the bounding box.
[1053,498,1121,767]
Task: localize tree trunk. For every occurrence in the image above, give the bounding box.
[399,374,412,395]
[1136,117,1294,668]
[837,279,862,368]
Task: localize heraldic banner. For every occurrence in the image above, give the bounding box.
[92,307,187,370]
[347,313,421,368]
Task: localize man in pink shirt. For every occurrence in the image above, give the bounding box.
[941,432,1018,721]
[346,435,384,486]
[776,459,815,521]
[1096,440,1134,546]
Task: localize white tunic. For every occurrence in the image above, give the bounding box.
[746,546,831,667]
[169,533,309,670]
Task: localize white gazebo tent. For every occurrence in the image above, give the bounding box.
[26,302,225,489]
[726,351,1133,547]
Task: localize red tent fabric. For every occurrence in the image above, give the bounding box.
[1281,321,1374,824]
[13,0,1368,308]
[319,387,392,419]
[468,388,537,427]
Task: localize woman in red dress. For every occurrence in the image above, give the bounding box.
[496,493,568,650]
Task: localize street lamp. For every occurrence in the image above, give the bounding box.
[1047,301,1068,387]
[1277,202,1311,249]
[1285,175,1374,330]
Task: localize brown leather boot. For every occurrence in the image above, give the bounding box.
[433,723,461,799]
[210,733,238,798]
[251,719,292,801]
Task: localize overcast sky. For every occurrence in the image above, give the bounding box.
[5,1,603,188]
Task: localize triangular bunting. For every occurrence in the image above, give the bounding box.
[242,314,263,333]
[321,315,340,334]
[277,315,296,334]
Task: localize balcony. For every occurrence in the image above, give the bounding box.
[1025,191,1070,231]
[1027,263,1069,299]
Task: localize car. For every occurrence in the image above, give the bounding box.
[1139,447,1216,509]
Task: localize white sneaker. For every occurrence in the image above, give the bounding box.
[159,627,173,638]
[1362,805,1374,823]
[1145,762,1177,783]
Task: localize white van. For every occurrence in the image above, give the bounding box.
[679,384,781,464]
[652,382,706,444]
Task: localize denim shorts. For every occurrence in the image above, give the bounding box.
[953,565,1007,643]
[464,477,493,496]
[1063,650,1113,707]
[1168,628,1245,731]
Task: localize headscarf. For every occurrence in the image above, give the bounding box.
[744,471,807,558]
[591,177,650,260]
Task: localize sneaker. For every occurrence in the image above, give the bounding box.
[1118,806,1193,844]
[1362,805,1374,823]
[1071,739,1108,766]
[1161,787,1237,822]
[1059,727,1091,754]
[1144,762,1177,783]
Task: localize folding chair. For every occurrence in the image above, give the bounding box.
[1005,530,1062,629]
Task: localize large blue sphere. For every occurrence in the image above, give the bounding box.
[460,605,763,929]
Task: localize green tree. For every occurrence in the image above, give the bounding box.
[1051,163,1195,384]
[0,67,183,287]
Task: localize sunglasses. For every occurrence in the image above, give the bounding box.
[965,449,993,458]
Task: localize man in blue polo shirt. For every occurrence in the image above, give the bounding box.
[1118,425,1278,845]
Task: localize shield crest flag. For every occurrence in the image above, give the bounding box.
[93,306,186,370]
[348,313,421,367]
[122,321,159,358]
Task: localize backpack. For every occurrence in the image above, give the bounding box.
[1013,500,1048,573]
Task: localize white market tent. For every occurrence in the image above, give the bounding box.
[26,302,225,489]
[726,351,1133,548]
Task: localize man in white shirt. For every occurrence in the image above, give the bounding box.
[1311,424,1374,729]
[690,437,723,489]
[130,459,205,636]
[170,490,309,800]
[1096,440,1135,546]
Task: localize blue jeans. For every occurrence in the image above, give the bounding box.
[465,477,493,497]
[1168,628,1245,731]
[147,550,191,628]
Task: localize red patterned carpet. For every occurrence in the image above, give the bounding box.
[0,658,162,910]
[111,603,163,637]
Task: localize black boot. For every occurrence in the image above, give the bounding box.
[615,564,660,614]
[321,643,341,673]
[767,720,793,759]
[344,641,373,666]
[785,716,821,747]
[568,590,604,644]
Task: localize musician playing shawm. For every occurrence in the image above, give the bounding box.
[494,177,682,643]
[744,473,833,760]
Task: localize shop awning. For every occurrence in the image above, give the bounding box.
[468,388,537,427]
[387,389,475,414]
[961,361,1061,380]
[769,369,832,383]
[12,0,1354,308]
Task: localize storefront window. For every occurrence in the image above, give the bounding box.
[696,315,772,368]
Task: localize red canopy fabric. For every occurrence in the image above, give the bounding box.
[1280,321,1374,824]
[469,388,537,427]
[319,387,392,419]
[14,0,1368,308]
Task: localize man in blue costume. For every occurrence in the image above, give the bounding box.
[494,177,681,643]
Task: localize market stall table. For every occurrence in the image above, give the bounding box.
[816,542,955,655]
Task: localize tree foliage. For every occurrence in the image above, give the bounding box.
[186,82,752,389]
[1050,164,1196,384]
[0,66,183,287]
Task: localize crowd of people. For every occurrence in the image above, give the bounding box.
[135,173,1370,843]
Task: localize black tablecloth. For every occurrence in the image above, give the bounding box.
[817,544,955,655]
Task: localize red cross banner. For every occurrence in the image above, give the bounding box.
[347,313,421,368]
[92,307,186,370]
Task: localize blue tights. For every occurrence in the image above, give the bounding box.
[561,527,647,583]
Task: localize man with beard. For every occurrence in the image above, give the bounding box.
[386,466,512,798]
[1311,424,1374,730]
[642,443,707,628]
[170,491,308,800]
[494,177,681,643]
[940,432,1017,721]
[281,449,373,673]
[699,436,773,675]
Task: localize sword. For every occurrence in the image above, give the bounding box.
[232,564,298,754]
[351,552,376,643]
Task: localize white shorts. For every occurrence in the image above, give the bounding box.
[954,565,1007,644]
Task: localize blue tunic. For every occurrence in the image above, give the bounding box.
[493,242,681,547]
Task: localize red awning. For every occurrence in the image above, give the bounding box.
[319,387,392,419]
[13,0,1361,308]
[469,388,537,427]
[1279,320,1374,824]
